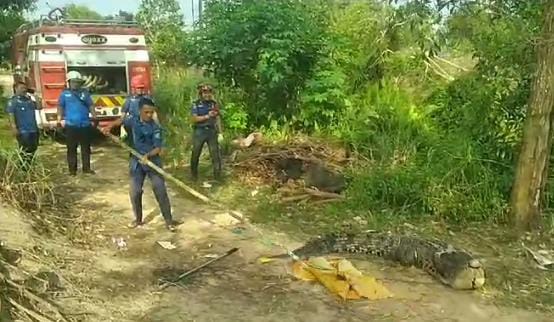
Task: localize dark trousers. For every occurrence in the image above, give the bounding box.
[16,132,39,168]
[65,126,92,174]
[129,165,173,224]
[190,126,222,180]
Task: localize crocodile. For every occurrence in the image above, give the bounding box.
[272,231,486,290]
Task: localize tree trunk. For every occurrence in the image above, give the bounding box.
[510,1,554,230]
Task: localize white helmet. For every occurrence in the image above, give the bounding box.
[66,70,83,81]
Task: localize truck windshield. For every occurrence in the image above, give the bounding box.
[67,66,128,95]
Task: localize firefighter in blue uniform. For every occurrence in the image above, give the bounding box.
[57,70,98,176]
[5,81,41,167]
[190,83,223,182]
[121,97,176,231]
[103,75,157,145]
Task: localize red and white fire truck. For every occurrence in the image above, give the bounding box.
[10,8,153,131]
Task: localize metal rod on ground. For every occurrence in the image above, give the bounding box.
[159,247,239,290]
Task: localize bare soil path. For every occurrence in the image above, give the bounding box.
[4,140,552,322]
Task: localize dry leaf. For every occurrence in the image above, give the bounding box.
[258,257,276,264]
[307,257,334,271]
[350,275,393,300]
[291,257,393,301]
[337,259,363,278]
[156,241,176,250]
[307,267,351,300]
[292,261,317,281]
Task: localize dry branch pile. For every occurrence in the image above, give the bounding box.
[0,151,85,238]
[0,243,67,322]
[0,151,57,211]
[230,135,352,203]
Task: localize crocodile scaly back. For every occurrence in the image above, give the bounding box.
[287,231,486,290]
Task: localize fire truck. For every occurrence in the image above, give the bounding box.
[10,8,153,132]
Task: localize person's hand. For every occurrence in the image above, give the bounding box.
[140,154,149,164]
[56,120,64,128]
[100,126,112,135]
[208,110,217,118]
[218,133,224,143]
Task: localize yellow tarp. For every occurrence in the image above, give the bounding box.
[291,257,393,301]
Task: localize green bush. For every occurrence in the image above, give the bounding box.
[153,67,253,162]
[322,81,511,224]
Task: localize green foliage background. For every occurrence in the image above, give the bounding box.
[0,0,549,225]
[148,0,549,225]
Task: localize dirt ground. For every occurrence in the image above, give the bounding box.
[2,140,553,322]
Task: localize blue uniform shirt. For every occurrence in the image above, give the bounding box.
[122,94,154,120]
[124,116,163,171]
[6,95,38,134]
[58,89,93,127]
[191,99,220,127]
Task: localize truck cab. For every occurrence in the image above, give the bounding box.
[10,10,153,132]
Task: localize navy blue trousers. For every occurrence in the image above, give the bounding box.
[129,164,173,224]
[16,132,39,169]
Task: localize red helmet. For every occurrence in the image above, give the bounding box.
[131,75,145,89]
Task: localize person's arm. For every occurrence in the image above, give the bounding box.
[57,93,65,125]
[214,102,223,133]
[192,114,211,123]
[216,115,223,133]
[86,93,96,119]
[190,102,210,124]
[29,93,42,110]
[6,100,17,135]
[120,98,130,123]
[144,125,163,159]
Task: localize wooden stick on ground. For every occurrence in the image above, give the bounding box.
[8,298,56,322]
[281,194,311,203]
[304,188,345,199]
[0,273,70,322]
[159,247,239,290]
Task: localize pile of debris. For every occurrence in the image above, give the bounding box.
[230,133,352,203]
[0,242,66,322]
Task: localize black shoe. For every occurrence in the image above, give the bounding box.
[165,223,177,232]
[170,219,183,227]
[69,171,77,176]
[128,220,144,229]
[83,169,96,175]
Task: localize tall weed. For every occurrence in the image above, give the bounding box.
[331,82,510,223]
[153,67,251,162]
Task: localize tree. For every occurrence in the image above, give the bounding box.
[0,0,35,11]
[136,0,186,65]
[105,10,135,21]
[117,10,134,21]
[0,0,36,64]
[64,4,103,20]
[510,1,554,230]
[188,0,329,127]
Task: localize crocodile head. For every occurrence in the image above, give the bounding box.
[444,258,486,290]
